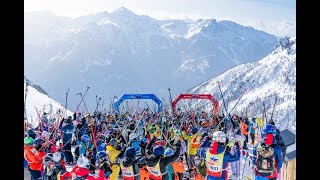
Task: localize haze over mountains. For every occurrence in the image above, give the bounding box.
[24,7,279,111]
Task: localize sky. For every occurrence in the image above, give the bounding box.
[24,0,296,37]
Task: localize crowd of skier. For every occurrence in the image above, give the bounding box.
[24,105,287,180]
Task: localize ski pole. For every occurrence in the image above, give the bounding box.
[75,86,90,113]
[217,81,233,131]
[65,89,69,118]
[270,96,278,122]
[242,152,249,179]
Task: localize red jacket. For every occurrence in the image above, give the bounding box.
[71,166,104,180]
[24,145,46,170]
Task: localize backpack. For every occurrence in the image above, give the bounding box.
[256,143,275,177]
[197,159,206,177]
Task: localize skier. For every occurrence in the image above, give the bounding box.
[145,134,183,180]
[71,155,104,179]
[252,124,282,180]
[96,151,113,179]
[59,116,75,164]
[24,136,46,180]
[198,131,240,180]
[120,147,140,180]
[106,138,124,180]
[249,118,257,144]
[182,127,200,169]
[240,118,249,149]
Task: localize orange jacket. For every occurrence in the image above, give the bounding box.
[172,160,184,179]
[140,166,150,180]
[24,145,46,170]
[241,122,248,135]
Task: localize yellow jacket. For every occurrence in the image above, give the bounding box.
[106,145,121,164]
[182,131,200,155]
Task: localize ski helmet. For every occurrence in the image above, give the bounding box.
[137,156,146,168]
[96,139,104,145]
[77,156,90,169]
[81,117,86,124]
[262,124,276,135]
[191,127,198,134]
[34,138,44,146]
[41,131,49,139]
[129,133,139,141]
[96,151,108,162]
[164,148,174,156]
[65,116,72,123]
[153,145,165,156]
[212,131,227,143]
[44,153,53,164]
[109,138,118,147]
[24,137,34,145]
[81,134,91,143]
[201,132,209,139]
[125,147,136,158]
[52,152,62,162]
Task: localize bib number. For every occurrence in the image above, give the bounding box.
[209,165,220,172]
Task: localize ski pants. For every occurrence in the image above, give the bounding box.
[243,134,248,149]
[187,154,196,169]
[63,142,74,163]
[110,164,120,180]
[28,167,41,180]
[250,133,255,144]
[230,160,240,176]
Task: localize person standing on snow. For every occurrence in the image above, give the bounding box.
[106,138,124,180]
[71,155,104,180]
[96,151,113,179]
[24,137,46,180]
[249,118,258,145]
[120,147,140,180]
[145,133,183,180]
[59,116,75,164]
[182,127,201,169]
[198,131,240,180]
[240,118,249,149]
[252,124,282,180]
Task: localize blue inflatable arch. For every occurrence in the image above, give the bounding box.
[114,94,163,113]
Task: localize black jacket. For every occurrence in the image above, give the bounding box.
[121,157,140,180]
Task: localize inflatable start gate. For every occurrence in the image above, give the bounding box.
[171,94,219,114]
[113,94,163,113]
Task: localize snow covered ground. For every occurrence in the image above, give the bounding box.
[24,78,73,128]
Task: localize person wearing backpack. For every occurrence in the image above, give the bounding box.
[269,121,287,163]
[252,124,282,180]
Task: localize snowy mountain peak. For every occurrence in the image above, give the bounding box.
[274,36,296,55]
[111,6,137,16]
[187,36,296,133]
[24,76,48,96]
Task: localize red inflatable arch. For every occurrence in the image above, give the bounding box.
[171,94,219,114]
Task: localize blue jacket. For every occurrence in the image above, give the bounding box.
[59,122,74,144]
[249,120,257,134]
[197,137,212,157]
[199,142,240,180]
[79,141,93,157]
[252,140,282,178]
